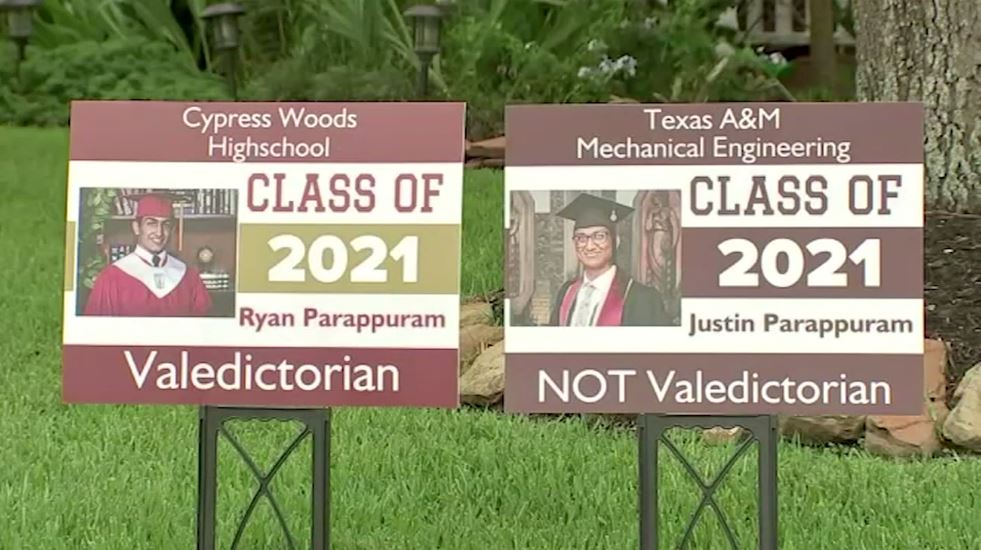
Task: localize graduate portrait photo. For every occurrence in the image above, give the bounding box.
[74,187,239,318]
[507,189,682,328]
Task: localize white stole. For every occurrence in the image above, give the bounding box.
[114,251,188,298]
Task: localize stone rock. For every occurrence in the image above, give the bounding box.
[779,415,866,445]
[942,363,981,452]
[459,341,505,406]
[465,158,503,169]
[466,136,505,159]
[864,413,945,458]
[479,158,504,168]
[922,338,950,403]
[460,301,492,328]
[459,324,504,374]
[702,426,744,445]
[864,339,950,458]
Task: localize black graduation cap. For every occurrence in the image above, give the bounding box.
[555,193,634,230]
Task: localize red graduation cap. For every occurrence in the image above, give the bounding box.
[120,191,187,251]
[121,192,184,219]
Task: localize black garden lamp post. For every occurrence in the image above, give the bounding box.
[403,3,444,98]
[201,2,246,99]
[1,0,42,76]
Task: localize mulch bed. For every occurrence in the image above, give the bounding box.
[924,212,981,393]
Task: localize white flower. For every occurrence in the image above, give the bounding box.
[643,16,658,29]
[615,55,637,77]
[714,41,736,58]
[587,39,606,52]
[577,67,593,79]
[757,50,788,67]
[599,56,615,73]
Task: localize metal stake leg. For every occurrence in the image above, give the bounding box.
[198,406,219,550]
[312,409,330,549]
[196,406,332,550]
[638,414,779,550]
[758,415,779,550]
[638,414,659,549]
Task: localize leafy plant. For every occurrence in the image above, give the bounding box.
[437,0,626,138]
[78,188,118,289]
[585,0,796,103]
[231,0,425,101]
[241,59,414,101]
[0,38,229,127]
[0,0,808,135]
[429,0,799,138]
[28,0,208,67]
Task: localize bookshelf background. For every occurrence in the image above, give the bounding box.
[76,187,239,317]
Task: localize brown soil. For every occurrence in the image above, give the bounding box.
[924,212,981,394]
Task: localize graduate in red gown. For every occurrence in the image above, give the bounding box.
[84,193,213,317]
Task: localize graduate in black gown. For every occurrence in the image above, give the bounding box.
[548,193,670,327]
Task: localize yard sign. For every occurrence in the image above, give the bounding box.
[503,102,924,415]
[62,100,464,408]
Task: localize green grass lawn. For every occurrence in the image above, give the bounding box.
[1,126,979,549]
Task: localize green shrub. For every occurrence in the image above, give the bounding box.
[239,57,415,102]
[430,0,794,139]
[438,18,608,139]
[578,0,795,103]
[0,38,229,127]
[0,0,801,134]
[438,0,626,139]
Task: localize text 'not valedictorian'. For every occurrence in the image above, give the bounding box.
[503,102,925,416]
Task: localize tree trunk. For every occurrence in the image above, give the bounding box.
[809,0,838,94]
[854,0,981,212]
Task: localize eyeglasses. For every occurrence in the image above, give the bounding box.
[572,230,611,247]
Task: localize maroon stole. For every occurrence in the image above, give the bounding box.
[558,271,630,326]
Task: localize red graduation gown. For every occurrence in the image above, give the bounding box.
[83,252,212,317]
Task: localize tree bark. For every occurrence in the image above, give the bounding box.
[854,0,981,212]
[809,0,838,94]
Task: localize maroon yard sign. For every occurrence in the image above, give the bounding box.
[62,100,466,408]
[503,102,924,416]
